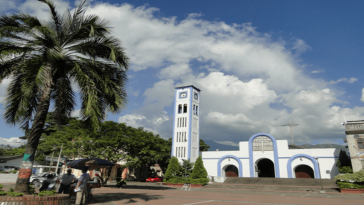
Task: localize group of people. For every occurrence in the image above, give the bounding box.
[39,167,92,205]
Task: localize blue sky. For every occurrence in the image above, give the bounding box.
[1,0,364,148]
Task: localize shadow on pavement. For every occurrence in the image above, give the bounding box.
[92,192,163,204]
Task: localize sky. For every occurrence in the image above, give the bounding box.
[1,0,364,148]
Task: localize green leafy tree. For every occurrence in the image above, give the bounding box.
[179,159,194,177]
[0,0,129,193]
[191,156,208,179]
[164,157,181,182]
[199,139,210,151]
[337,149,353,174]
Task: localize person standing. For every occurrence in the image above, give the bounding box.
[75,167,91,205]
[57,168,77,194]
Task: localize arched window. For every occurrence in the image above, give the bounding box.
[184,104,187,113]
[253,136,273,151]
[193,105,196,115]
[178,104,182,114]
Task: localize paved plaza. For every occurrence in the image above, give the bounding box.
[2,183,364,204]
[85,183,364,205]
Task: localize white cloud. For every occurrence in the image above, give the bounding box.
[361,88,364,102]
[330,77,357,84]
[2,0,364,145]
[0,78,12,104]
[71,109,81,118]
[0,137,26,148]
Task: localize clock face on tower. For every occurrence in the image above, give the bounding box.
[194,93,198,100]
[180,92,187,98]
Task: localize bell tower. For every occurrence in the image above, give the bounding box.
[171,85,201,163]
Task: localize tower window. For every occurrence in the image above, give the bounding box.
[196,106,198,116]
[193,105,196,115]
[185,132,187,142]
[184,104,187,113]
[178,104,182,114]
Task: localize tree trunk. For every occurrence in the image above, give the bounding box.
[102,167,113,186]
[15,85,52,193]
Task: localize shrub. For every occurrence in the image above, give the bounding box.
[29,185,35,195]
[38,190,57,196]
[0,184,3,190]
[335,169,364,183]
[337,181,364,189]
[7,192,23,197]
[164,157,181,182]
[339,166,353,174]
[9,187,14,192]
[0,191,6,196]
[191,156,207,179]
[9,170,18,174]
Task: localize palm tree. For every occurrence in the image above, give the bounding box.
[0,0,129,193]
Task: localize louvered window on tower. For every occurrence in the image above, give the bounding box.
[178,104,182,114]
[357,138,364,150]
[184,104,187,113]
[253,136,273,151]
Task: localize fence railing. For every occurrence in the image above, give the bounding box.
[346,123,364,131]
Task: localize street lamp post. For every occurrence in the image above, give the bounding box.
[315,157,325,194]
[48,145,56,172]
[55,145,63,174]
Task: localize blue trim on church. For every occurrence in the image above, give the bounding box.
[248,133,280,178]
[287,154,321,179]
[217,155,243,177]
[171,89,178,157]
[188,87,193,160]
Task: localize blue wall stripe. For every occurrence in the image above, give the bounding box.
[248,133,280,178]
[287,154,321,179]
[217,155,243,177]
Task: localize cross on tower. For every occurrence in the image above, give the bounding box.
[282,120,299,145]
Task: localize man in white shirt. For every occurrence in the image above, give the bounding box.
[57,168,78,194]
[75,167,91,205]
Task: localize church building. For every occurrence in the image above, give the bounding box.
[171,85,340,179]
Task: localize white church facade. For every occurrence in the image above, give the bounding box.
[171,85,340,179]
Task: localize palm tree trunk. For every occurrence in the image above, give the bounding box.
[15,85,52,193]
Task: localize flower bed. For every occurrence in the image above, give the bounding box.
[340,189,364,194]
[0,194,70,205]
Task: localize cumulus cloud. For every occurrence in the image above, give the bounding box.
[361,88,364,102]
[2,0,364,145]
[330,78,357,84]
[0,137,26,147]
[0,78,12,104]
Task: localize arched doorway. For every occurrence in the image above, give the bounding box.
[224,165,238,177]
[256,159,275,178]
[295,165,314,178]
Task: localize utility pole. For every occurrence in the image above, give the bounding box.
[282,120,299,145]
[55,145,63,174]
